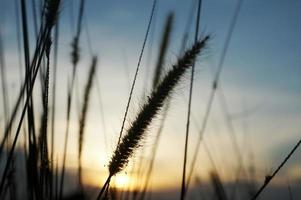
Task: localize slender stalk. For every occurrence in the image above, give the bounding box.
[180,1,202,199]
[59,0,85,198]
[0,33,53,197]
[117,4,158,191]
[251,139,301,200]
[217,87,247,200]
[185,0,244,192]
[0,12,15,199]
[38,37,51,198]
[152,13,173,89]
[0,0,60,196]
[96,175,112,200]
[78,57,97,191]
[116,0,157,145]
[21,2,37,198]
[97,36,209,199]
[0,20,9,135]
[55,158,59,200]
[50,19,59,200]
[31,0,38,37]
[139,13,174,199]
[59,79,74,199]
[15,0,24,81]
[179,0,198,55]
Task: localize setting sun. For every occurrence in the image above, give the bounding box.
[0,0,301,199]
[114,174,131,189]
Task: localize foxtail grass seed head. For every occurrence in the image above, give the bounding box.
[78,57,97,160]
[152,12,174,89]
[45,0,61,28]
[108,36,210,176]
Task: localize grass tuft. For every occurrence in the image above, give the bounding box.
[109,36,210,176]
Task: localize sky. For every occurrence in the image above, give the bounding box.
[0,0,301,198]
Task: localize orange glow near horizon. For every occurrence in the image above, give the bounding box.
[114,174,131,189]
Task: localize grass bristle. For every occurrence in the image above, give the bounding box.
[108,36,210,176]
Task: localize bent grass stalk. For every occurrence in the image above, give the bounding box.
[97,36,210,199]
[78,57,97,191]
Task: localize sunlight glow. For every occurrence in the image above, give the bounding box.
[114,174,131,189]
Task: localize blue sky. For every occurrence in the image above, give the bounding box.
[0,0,301,196]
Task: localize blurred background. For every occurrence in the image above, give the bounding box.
[0,0,301,199]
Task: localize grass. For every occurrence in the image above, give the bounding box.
[60,0,85,198]
[78,56,97,192]
[0,1,300,200]
[139,13,174,200]
[97,36,209,199]
[116,0,157,146]
[0,0,60,198]
[180,1,202,199]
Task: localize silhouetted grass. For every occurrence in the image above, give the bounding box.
[0,0,61,198]
[139,12,174,200]
[78,57,97,192]
[60,0,86,198]
[116,0,157,146]
[180,1,202,199]
[97,36,209,199]
[251,139,301,200]
[0,1,299,200]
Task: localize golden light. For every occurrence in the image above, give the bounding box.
[114,174,131,189]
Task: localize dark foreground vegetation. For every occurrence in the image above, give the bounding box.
[0,0,300,200]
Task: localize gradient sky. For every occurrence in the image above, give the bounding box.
[0,0,301,196]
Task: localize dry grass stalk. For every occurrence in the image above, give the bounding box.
[38,36,52,198]
[251,139,301,200]
[60,0,85,197]
[78,56,98,189]
[139,13,174,199]
[116,0,157,145]
[0,0,61,197]
[181,1,202,199]
[109,36,209,177]
[97,36,210,200]
[152,12,173,89]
